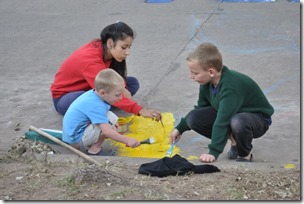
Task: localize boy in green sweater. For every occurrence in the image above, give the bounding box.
[170,43,274,163]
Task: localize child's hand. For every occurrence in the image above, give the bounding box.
[199,153,216,163]
[126,138,140,148]
[170,129,181,144]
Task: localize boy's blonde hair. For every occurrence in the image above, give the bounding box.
[187,43,223,72]
[94,69,125,92]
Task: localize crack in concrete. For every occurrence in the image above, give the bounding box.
[140,2,223,107]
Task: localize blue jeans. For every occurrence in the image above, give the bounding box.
[185,106,270,157]
[53,76,140,115]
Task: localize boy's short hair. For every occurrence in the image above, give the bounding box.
[187,43,223,72]
[94,69,125,92]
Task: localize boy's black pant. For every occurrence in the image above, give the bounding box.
[185,107,270,157]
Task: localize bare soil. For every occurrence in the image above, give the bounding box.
[0,137,300,201]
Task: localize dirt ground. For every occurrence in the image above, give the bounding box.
[0,137,300,201]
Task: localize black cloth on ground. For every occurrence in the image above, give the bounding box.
[138,154,220,177]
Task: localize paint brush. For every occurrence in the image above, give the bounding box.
[165,142,175,157]
[160,119,164,129]
[159,113,166,135]
[126,137,155,147]
[159,113,164,128]
[160,119,166,135]
[140,137,155,144]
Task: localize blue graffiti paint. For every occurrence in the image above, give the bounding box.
[145,0,173,3]
[177,136,204,148]
[190,136,205,143]
[220,0,275,2]
[263,73,299,95]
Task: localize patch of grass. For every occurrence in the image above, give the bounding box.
[27,179,42,192]
[143,189,168,200]
[106,188,130,200]
[56,175,79,194]
[229,189,247,200]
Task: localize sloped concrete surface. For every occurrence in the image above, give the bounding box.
[0,0,301,170]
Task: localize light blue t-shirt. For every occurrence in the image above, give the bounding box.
[62,89,111,144]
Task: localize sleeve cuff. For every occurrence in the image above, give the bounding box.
[175,118,190,134]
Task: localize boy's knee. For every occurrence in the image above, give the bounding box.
[185,109,198,129]
[82,124,102,150]
[230,114,246,134]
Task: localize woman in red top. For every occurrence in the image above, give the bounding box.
[51,21,161,121]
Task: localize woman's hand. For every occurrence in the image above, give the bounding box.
[139,108,162,121]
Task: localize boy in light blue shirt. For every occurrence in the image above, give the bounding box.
[63,69,140,155]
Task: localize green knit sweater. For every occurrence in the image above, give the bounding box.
[175,66,274,159]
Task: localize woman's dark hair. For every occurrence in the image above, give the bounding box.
[100,21,135,80]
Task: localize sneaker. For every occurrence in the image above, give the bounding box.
[236,154,253,162]
[226,145,238,160]
[86,149,103,156]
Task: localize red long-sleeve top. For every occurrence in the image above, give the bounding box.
[50,40,143,115]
